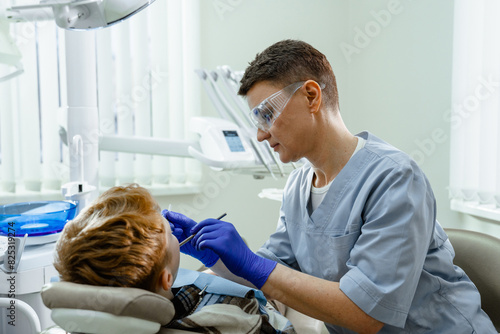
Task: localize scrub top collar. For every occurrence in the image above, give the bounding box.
[305,131,371,223]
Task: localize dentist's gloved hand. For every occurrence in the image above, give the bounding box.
[191,219,277,289]
[162,210,219,267]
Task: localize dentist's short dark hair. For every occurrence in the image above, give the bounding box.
[238,39,339,111]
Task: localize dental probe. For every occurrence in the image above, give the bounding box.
[179,213,227,247]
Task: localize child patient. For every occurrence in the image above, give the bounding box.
[53,184,295,333]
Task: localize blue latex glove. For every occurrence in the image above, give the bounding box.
[191,219,277,289]
[162,210,219,268]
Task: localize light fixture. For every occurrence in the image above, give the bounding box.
[6,0,156,30]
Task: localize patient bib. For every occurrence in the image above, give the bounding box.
[172,268,267,305]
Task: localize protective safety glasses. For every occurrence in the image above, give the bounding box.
[249,81,306,131]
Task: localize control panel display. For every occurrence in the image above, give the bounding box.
[223,130,245,152]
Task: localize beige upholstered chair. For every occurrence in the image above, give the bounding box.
[445,228,500,331]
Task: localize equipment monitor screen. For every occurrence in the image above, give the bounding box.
[223,130,245,152]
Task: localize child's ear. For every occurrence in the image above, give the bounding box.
[158,268,174,291]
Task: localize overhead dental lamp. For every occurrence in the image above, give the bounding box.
[6,0,155,30]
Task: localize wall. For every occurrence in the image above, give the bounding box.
[340,0,459,232]
[339,0,500,238]
[157,0,500,269]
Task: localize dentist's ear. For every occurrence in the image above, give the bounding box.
[304,80,322,113]
[159,268,174,291]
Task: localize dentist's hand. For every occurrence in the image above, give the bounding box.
[191,219,277,289]
[162,210,219,267]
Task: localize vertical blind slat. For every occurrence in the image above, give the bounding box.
[0,80,15,192]
[167,0,186,184]
[449,0,467,199]
[182,0,203,184]
[113,21,135,184]
[130,10,152,185]
[96,28,116,187]
[150,0,171,185]
[477,0,500,203]
[17,22,41,191]
[56,26,70,186]
[38,22,61,190]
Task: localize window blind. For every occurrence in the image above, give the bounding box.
[450,0,500,221]
[0,0,202,203]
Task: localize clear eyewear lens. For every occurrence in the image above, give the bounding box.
[250,104,274,131]
[249,81,305,131]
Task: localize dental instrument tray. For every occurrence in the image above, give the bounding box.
[0,201,77,238]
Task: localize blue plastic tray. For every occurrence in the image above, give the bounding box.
[0,201,77,237]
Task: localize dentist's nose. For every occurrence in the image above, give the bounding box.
[257,128,270,142]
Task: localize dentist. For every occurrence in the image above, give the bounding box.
[165,40,496,334]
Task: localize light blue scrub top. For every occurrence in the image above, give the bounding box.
[257,132,496,333]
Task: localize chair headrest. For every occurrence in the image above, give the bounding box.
[41,281,175,326]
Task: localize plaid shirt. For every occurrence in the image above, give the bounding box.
[164,284,296,333]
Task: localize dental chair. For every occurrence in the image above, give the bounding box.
[40,280,328,334]
[40,281,190,334]
[445,228,500,332]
